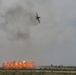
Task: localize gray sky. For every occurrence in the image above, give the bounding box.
[0,0,76,66]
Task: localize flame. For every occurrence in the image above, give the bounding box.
[2,61,35,69]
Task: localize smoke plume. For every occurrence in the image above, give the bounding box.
[0,0,39,66]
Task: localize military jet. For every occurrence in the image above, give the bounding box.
[36,12,40,23]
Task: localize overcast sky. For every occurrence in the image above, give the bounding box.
[0,0,76,66]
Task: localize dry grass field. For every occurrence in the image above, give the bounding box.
[0,70,76,75]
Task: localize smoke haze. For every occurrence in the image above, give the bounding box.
[0,0,76,66]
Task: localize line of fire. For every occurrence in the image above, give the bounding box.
[2,61,35,69]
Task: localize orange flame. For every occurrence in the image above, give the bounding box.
[2,61,35,69]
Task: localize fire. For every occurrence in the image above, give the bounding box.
[2,61,35,69]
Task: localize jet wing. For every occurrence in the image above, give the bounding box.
[38,18,40,23]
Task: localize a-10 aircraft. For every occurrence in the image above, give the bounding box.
[36,12,40,23]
